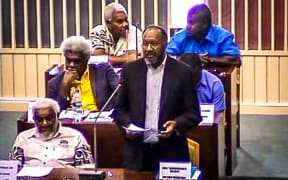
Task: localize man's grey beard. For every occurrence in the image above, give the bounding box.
[39,132,54,141]
[38,121,59,141]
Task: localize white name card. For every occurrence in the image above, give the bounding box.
[0,160,18,180]
[199,104,215,125]
[27,101,36,122]
[159,161,191,180]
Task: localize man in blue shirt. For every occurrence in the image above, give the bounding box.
[166,3,241,67]
[180,53,226,113]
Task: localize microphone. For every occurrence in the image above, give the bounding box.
[135,23,140,59]
[79,83,122,180]
[93,83,122,169]
[126,29,129,63]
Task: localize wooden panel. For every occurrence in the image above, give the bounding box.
[25,54,38,97]
[131,0,141,25]
[144,0,154,26]
[235,0,245,49]
[80,0,89,37]
[1,55,14,96]
[41,0,51,48]
[28,0,37,48]
[221,0,231,30]
[241,56,255,103]
[92,0,102,27]
[241,105,288,115]
[15,0,25,48]
[267,56,279,103]
[37,54,49,97]
[248,0,258,50]
[254,56,267,103]
[60,55,65,65]
[274,0,285,50]
[2,0,12,48]
[48,54,62,66]
[239,65,243,102]
[67,0,76,36]
[157,0,168,28]
[13,54,26,97]
[208,0,218,24]
[261,0,271,50]
[53,0,63,47]
[279,57,288,102]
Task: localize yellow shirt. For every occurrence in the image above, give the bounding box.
[70,68,98,111]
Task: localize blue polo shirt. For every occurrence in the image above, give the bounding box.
[166,24,240,57]
[197,70,226,112]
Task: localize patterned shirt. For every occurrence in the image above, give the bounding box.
[9,122,93,168]
[90,24,142,56]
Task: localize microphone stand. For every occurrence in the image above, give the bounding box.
[93,83,121,170]
[125,29,129,63]
[135,23,139,60]
[79,84,121,180]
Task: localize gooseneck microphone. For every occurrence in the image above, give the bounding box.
[135,23,140,60]
[93,83,122,171]
[79,83,122,179]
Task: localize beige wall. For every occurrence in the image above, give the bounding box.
[1,0,288,114]
[2,50,288,114]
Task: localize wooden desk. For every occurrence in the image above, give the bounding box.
[17,168,155,180]
[187,113,225,180]
[206,66,239,175]
[17,115,224,180]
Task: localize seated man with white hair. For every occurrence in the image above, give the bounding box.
[90,2,142,66]
[9,98,93,168]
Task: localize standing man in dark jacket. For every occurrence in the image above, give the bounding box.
[112,25,202,171]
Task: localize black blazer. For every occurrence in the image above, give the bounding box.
[48,62,119,111]
[112,55,201,170]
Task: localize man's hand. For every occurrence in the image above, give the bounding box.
[60,70,79,98]
[62,70,79,87]
[199,52,211,65]
[158,120,176,139]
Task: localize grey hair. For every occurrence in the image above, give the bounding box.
[104,2,127,22]
[32,98,60,117]
[60,36,91,60]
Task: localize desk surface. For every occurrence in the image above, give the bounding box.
[17,168,155,180]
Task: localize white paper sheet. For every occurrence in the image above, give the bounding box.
[159,161,191,180]
[123,124,150,133]
[199,104,215,125]
[17,166,53,177]
[59,110,90,120]
[0,160,18,180]
[84,111,113,123]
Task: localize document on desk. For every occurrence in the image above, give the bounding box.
[17,166,53,177]
[84,111,113,123]
[59,110,90,120]
[0,160,18,180]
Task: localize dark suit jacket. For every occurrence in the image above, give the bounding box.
[112,56,201,171]
[48,62,119,111]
